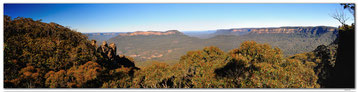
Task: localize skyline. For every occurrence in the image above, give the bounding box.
[4,3,355,33]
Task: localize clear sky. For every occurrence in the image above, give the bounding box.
[4,4,355,33]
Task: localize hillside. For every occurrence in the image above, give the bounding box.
[107,26,338,63]
[4,16,138,88]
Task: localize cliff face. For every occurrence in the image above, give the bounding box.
[119,30,183,36]
[215,26,338,35]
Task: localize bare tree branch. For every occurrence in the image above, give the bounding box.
[330,9,350,25]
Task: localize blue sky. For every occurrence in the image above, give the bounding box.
[4,4,354,33]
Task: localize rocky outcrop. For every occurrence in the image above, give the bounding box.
[313,44,337,87]
[119,30,183,36]
[91,40,137,69]
[91,40,97,47]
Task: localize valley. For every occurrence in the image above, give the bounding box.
[87,26,338,64]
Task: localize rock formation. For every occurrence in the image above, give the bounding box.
[313,44,337,87]
[91,40,137,69]
[91,40,97,47]
[109,43,117,59]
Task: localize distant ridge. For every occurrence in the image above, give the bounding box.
[214,26,337,36]
[85,32,124,36]
[104,26,338,62]
[119,30,183,36]
[85,32,125,45]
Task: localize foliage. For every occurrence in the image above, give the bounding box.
[131,62,174,88]
[44,70,67,88]
[44,61,103,88]
[216,41,320,88]
[4,15,101,88]
[176,46,231,88]
[4,15,137,88]
[101,67,133,88]
[9,64,44,88]
[130,46,231,88]
[340,3,355,16]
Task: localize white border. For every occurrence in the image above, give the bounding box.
[1,0,357,92]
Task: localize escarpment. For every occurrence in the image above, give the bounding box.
[214,26,338,36]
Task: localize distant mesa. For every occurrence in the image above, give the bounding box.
[119,30,183,36]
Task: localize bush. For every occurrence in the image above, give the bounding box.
[216,41,320,88]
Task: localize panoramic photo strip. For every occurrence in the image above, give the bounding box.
[3,3,355,88]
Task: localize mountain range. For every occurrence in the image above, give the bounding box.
[86,26,339,64]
